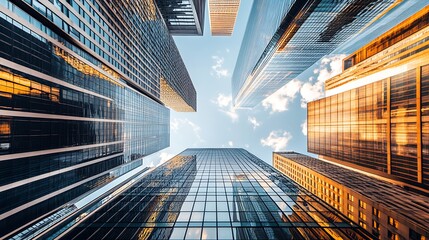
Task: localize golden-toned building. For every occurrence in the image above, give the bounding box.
[208,0,240,36]
[273,152,429,240]
[308,6,429,193]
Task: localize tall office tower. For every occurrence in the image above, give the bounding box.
[307,6,429,193]
[208,0,239,36]
[0,0,196,238]
[273,152,429,239]
[156,0,206,36]
[231,0,399,108]
[37,148,373,239]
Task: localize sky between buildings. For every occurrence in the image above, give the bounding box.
[144,0,428,167]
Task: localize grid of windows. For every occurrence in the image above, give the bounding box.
[308,79,388,172]
[0,0,176,237]
[60,149,371,239]
[309,65,429,186]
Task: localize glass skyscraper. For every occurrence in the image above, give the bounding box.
[0,0,196,238]
[273,152,429,239]
[45,148,372,239]
[307,6,429,193]
[232,0,398,108]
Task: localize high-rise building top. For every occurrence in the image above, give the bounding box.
[156,0,206,36]
[208,0,240,36]
[0,0,195,237]
[232,0,398,108]
[273,152,429,239]
[46,149,372,239]
[307,5,429,192]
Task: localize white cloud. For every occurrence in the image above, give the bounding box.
[226,48,230,53]
[223,108,239,122]
[171,118,204,143]
[301,120,307,136]
[211,56,229,78]
[244,144,250,148]
[300,81,324,108]
[228,141,233,147]
[262,79,302,113]
[159,152,174,164]
[171,118,179,132]
[213,93,239,122]
[215,94,232,108]
[300,54,346,108]
[260,131,292,151]
[248,116,261,129]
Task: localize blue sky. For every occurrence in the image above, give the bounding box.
[144,0,428,167]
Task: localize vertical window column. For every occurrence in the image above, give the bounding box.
[390,69,417,182]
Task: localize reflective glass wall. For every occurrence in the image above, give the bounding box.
[308,65,429,189]
[0,0,181,237]
[58,149,372,240]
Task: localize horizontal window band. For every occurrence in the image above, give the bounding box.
[0,140,124,161]
[0,153,123,191]
[0,110,125,122]
[0,57,112,101]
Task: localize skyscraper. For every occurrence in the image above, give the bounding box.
[307,5,429,193]
[44,149,372,239]
[273,152,429,239]
[156,0,206,36]
[208,0,240,36]
[232,0,398,108]
[0,0,196,238]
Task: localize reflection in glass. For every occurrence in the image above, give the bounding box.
[57,149,371,239]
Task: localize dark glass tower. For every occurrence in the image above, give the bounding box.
[0,0,196,238]
[52,149,372,239]
[156,0,206,36]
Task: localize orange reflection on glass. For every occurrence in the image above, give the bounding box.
[0,122,10,135]
[54,46,121,86]
[0,68,60,102]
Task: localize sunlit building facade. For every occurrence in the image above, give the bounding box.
[208,0,239,36]
[232,0,398,108]
[42,149,372,239]
[274,152,429,240]
[156,0,206,36]
[0,0,196,238]
[307,6,429,193]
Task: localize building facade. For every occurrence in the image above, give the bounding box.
[0,0,196,238]
[47,149,371,239]
[307,6,429,193]
[208,0,239,36]
[156,0,206,36]
[232,0,398,108]
[274,152,429,240]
